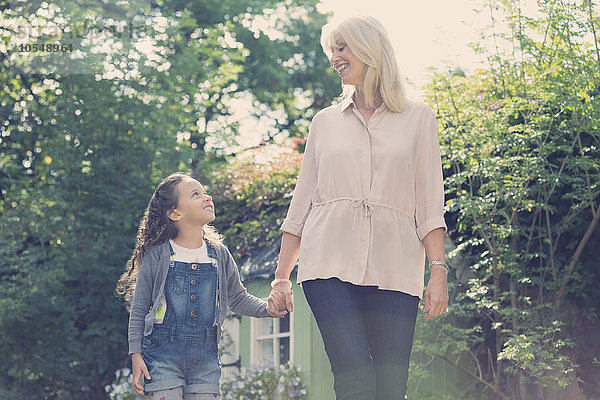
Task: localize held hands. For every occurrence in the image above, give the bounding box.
[422,267,449,321]
[268,280,294,318]
[131,353,150,395]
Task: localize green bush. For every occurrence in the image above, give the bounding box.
[208,146,302,260]
[222,361,308,400]
[104,368,142,400]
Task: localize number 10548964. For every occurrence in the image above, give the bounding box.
[18,43,73,52]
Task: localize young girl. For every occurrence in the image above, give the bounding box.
[116,173,285,399]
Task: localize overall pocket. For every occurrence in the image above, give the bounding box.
[170,273,188,295]
[141,333,170,353]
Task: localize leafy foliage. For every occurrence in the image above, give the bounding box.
[412,0,600,398]
[0,0,332,398]
[221,361,308,400]
[104,368,142,400]
[4,0,599,399]
[208,145,302,260]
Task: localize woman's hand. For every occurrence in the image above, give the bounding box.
[268,282,294,317]
[422,268,448,320]
[131,353,150,395]
[421,228,448,320]
[269,232,299,317]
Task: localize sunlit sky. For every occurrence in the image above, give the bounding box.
[318,0,549,83]
[317,0,491,87]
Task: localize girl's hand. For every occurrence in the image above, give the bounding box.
[422,268,449,320]
[268,283,294,317]
[131,353,150,395]
[267,298,288,318]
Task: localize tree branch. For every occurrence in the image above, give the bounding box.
[438,353,510,400]
[555,202,600,308]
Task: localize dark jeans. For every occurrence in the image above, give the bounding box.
[302,278,420,400]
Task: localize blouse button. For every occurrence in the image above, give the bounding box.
[191,264,198,270]
[190,280,197,286]
[145,339,151,345]
[191,295,197,301]
[190,310,197,317]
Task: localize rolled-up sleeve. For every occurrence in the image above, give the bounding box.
[414,107,447,241]
[280,119,319,237]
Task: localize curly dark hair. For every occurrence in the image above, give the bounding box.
[115,173,222,302]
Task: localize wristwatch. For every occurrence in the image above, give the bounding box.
[428,261,449,271]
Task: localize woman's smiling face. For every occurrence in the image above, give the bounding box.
[330,39,366,87]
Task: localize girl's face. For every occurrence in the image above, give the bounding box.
[330,39,366,87]
[169,177,215,226]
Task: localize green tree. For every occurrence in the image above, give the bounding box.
[0,6,206,398]
[1,0,337,398]
[413,1,600,399]
[159,0,340,145]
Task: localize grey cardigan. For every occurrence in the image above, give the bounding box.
[128,240,269,355]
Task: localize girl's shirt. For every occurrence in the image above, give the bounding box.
[169,239,211,263]
[128,240,269,355]
[281,99,447,299]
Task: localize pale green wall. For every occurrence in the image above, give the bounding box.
[239,273,335,400]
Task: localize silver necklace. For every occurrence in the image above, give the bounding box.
[355,101,382,111]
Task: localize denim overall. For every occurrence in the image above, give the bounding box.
[142,243,221,395]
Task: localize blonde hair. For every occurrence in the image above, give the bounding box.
[321,15,407,112]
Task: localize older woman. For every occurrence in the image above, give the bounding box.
[268,15,449,400]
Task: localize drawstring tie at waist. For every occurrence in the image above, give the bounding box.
[311,197,412,237]
[309,197,374,237]
[351,198,373,237]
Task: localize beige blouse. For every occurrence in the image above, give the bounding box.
[280,97,447,298]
